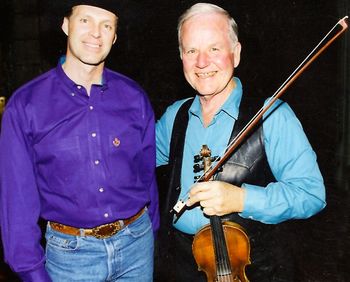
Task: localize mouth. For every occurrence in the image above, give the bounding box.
[196,71,217,78]
[83,42,102,50]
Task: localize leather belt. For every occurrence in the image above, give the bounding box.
[50,208,145,239]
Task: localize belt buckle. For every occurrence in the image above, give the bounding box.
[91,221,121,239]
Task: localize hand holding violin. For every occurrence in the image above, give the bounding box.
[186,181,246,216]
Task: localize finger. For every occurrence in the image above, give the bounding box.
[186,184,205,206]
[202,207,215,216]
[185,195,193,206]
[189,182,211,195]
[198,198,213,208]
[186,193,201,206]
[186,188,211,207]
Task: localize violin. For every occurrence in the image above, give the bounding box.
[192,145,250,282]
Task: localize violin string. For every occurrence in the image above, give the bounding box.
[212,216,233,279]
[176,16,347,206]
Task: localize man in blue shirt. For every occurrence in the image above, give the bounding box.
[0,1,159,281]
[156,3,325,281]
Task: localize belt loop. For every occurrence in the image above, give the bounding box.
[118,220,124,228]
[79,228,85,237]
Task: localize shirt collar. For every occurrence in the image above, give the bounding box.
[55,56,108,91]
[189,77,243,121]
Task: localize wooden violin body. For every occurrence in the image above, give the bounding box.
[193,221,250,282]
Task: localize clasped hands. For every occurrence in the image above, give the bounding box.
[186,181,245,216]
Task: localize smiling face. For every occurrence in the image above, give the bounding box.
[61,5,117,67]
[180,13,241,99]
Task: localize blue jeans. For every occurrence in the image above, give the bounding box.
[45,210,154,281]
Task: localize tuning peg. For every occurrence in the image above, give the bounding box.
[193,163,204,173]
[210,156,220,162]
[194,175,201,182]
[193,154,202,163]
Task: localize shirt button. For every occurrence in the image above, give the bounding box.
[89,106,94,110]
[99,187,104,192]
[71,93,75,97]
[77,85,82,89]
[104,213,109,218]
[112,137,121,147]
[94,160,100,165]
[91,132,97,138]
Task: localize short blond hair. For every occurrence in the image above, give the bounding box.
[177,3,239,56]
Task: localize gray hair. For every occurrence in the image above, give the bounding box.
[177,3,239,56]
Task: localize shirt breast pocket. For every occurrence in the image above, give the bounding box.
[34,137,84,197]
[108,130,142,160]
[107,130,142,186]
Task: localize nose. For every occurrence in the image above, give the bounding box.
[196,51,210,68]
[90,24,101,38]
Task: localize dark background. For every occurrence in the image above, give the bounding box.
[0,0,349,281]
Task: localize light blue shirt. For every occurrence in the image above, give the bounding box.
[156,77,326,234]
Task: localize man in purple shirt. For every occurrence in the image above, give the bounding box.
[0,1,159,281]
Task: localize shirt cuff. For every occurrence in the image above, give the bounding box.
[18,265,52,282]
[238,183,267,221]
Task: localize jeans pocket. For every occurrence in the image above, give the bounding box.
[46,228,79,252]
[126,211,152,238]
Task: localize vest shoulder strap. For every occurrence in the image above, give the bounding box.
[169,98,193,165]
[158,98,193,219]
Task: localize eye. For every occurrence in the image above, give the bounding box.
[103,24,111,30]
[80,18,88,23]
[186,49,196,55]
[211,47,220,52]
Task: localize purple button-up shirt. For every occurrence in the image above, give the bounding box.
[0,62,159,281]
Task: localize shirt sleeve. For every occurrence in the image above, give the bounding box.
[0,99,52,281]
[156,109,172,167]
[239,101,326,224]
[140,95,159,233]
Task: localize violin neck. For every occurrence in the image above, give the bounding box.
[210,215,232,277]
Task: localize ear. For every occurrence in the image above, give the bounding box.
[232,42,241,68]
[61,17,69,36]
[112,34,117,44]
